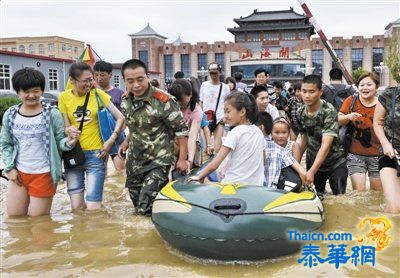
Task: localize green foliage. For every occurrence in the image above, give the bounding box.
[351,67,367,83]
[385,35,400,83]
[0,96,20,123]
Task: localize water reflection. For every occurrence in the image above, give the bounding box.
[1,172,399,277]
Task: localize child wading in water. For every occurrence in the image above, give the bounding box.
[0,68,79,216]
[189,92,265,185]
[272,118,301,162]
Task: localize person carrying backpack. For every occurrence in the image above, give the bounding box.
[322,68,356,111]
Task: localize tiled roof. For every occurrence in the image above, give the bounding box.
[228,25,312,33]
[385,17,400,30]
[234,8,306,23]
[129,23,167,39]
[172,36,184,46]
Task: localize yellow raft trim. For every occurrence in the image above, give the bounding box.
[161,181,192,209]
[263,191,315,212]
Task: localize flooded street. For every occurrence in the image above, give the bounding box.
[1,170,399,277]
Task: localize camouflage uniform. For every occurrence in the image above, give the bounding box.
[378,87,400,152]
[297,99,348,194]
[121,84,189,215]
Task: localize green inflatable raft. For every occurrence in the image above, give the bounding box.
[152,181,324,261]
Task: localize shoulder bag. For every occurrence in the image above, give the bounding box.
[339,94,358,155]
[204,84,223,133]
[62,91,90,169]
[95,89,126,155]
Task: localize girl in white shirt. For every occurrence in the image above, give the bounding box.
[189,92,265,185]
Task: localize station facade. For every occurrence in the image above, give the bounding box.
[129,8,399,88]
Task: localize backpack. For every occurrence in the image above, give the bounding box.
[325,84,353,111]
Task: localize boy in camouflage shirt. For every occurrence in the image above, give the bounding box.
[119,59,189,216]
[297,75,348,195]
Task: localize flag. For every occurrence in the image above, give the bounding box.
[78,44,101,67]
[65,44,102,90]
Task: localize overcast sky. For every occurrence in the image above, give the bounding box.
[1,0,399,63]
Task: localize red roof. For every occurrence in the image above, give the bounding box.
[0,50,76,63]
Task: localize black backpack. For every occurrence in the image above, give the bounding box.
[325,84,353,111]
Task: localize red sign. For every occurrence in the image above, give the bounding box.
[260,48,271,58]
[279,47,289,58]
[241,49,253,59]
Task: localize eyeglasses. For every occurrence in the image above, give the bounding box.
[76,78,94,84]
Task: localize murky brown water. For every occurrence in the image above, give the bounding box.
[1,168,399,277]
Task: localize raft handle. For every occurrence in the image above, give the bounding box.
[214,205,242,211]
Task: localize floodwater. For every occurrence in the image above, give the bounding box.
[1,168,399,277]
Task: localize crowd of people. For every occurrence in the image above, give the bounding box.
[1,60,399,217]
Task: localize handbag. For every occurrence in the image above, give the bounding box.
[339,94,358,155]
[62,91,90,169]
[204,83,223,132]
[95,90,126,155]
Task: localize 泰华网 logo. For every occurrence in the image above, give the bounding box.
[289,216,392,269]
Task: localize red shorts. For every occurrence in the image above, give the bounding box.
[19,171,56,198]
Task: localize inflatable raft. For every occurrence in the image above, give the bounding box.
[152,181,324,261]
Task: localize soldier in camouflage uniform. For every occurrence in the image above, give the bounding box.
[297,75,348,195]
[119,59,189,216]
[373,69,400,213]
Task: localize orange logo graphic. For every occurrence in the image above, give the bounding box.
[357,217,392,251]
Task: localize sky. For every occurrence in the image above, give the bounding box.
[1,0,399,63]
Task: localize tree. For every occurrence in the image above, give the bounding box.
[352,67,367,83]
[385,35,400,83]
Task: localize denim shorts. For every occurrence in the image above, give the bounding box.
[66,150,106,202]
[347,153,380,178]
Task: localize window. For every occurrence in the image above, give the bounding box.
[247,33,260,42]
[0,64,12,90]
[236,34,245,42]
[282,32,296,40]
[372,48,384,67]
[48,43,55,51]
[61,44,66,51]
[298,32,307,40]
[48,69,58,91]
[114,75,120,88]
[74,46,78,54]
[231,64,305,79]
[38,44,45,55]
[351,48,363,70]
[138,51,149,69]
[312,49,323,76]
[2,48,7,51]
[164,55,174,81]
[215,53,225,70]
[198,54,207,70]
[19,45,25,53]
[332,49,343,68]
[67,45,72,53]
[181,54,190,77]
[28,44,35,54]
[11,47,17,52]
[264,33,279,41]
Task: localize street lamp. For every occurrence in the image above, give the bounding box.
[373,62,388,86]
[197,66,208,83]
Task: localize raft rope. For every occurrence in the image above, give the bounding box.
[153,198,324,219]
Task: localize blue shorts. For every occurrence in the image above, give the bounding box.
[66,150,106,202]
